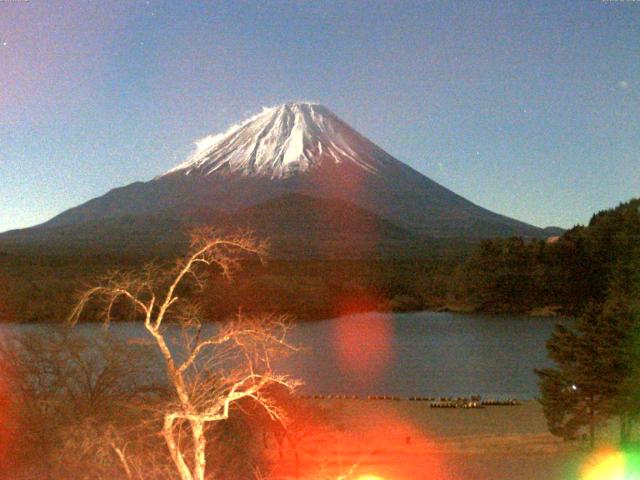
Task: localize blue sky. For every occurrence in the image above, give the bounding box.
[0,0,638,232]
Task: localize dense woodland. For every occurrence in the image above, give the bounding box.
[533,200,640,446]
[0,198,638,323]
[454,198,640,316]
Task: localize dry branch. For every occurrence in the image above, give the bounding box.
[69,230,297,480]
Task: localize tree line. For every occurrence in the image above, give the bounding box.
[530,199,640,446]
[1,198,638,323]
[452,198,640,316]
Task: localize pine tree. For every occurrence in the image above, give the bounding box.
[536,307,620,447]
[535,245,640,447]
[603,250,640,445]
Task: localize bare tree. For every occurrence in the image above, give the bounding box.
[0,329,163,480]
[69,229,298,480]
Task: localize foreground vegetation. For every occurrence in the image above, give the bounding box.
[0,199,637,478]
[0,329,316,480]
[535,234,640,448]
[0,230,305,479]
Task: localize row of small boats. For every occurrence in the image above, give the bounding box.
[295,394,520,407]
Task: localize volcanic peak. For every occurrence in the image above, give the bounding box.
[164,102,387,179]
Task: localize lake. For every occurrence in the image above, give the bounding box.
[0,311,563,400]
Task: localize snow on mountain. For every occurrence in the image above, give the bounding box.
[164,102,388,179]
[5,101,548,245]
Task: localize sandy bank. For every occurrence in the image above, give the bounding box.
[269,399,587,480]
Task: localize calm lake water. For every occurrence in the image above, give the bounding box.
[1,311,563,400]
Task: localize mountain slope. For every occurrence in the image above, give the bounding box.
[0,194,428,258]
[2,102,548,255]
[39,103,545,238]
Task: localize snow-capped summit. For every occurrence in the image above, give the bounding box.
[14,102,549,244]
[164,102,391,179]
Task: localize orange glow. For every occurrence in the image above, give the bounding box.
[268,397,456,480]
[580,448,634,480]
[0,358,17,471]
[332,296,393,385]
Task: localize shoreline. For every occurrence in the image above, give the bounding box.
[269,398,584,480]
[0,307,568,325]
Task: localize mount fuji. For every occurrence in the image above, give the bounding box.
[1,102,549,256]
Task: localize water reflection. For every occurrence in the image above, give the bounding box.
[0,312,564,399]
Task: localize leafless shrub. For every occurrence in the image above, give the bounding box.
[0,328,164,479]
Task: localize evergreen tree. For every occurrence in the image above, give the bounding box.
[536,245,640,447]
[603,250,640,445]
[458,197,640,315]
[536,306,622,447]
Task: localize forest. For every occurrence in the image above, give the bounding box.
[0,198,638,324]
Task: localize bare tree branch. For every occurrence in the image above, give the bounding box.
[69,230,295,480]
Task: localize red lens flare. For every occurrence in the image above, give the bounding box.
[0,356,18,473]
[268,398,456,480]
[332,295,393,385]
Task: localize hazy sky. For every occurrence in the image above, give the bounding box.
[1,0,638,233]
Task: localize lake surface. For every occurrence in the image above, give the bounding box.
[1,311,563,400]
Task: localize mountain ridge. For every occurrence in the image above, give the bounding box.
[1,102,553,256]
[0,193,431,258]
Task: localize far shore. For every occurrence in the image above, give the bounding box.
[0,306,569,325]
